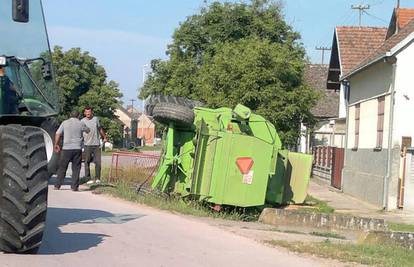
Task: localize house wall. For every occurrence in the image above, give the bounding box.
[389,43,414,209]
[137,114,155,146]
[393,42,414,147]
[313,120,346,148]
[339,84,346,118]
[343,61,399,207]
[115,109,131,129]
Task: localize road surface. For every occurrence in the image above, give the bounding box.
[1,183,340,267]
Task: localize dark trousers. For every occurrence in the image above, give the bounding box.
[56,149,82,190]
[84,145,101,180]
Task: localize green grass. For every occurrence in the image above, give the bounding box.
[309,231,346,239]
[387,222,414,233]
[266,239,414,267]
[298,195,335,214]
[92,179,259,222]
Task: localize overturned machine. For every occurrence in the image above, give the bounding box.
[147,96,312,208]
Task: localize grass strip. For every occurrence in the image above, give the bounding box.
[387,222,414,233]
[93,180,259,222]
[266,239,414,267]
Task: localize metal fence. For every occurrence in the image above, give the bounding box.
[109,151,160,185]
[312,146,344,189]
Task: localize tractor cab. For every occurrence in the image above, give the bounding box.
[0,0,58,119]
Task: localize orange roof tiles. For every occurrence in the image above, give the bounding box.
[344,18,414,78]
[397,8,414,29]
[336,26,387,74]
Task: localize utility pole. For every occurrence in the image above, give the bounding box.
[397,0,400,8]
[130,99,136,113]
[315,46,331,64]
[351,4,370,26]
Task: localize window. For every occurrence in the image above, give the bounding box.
[376,96,385,149]
[354,104,360,149]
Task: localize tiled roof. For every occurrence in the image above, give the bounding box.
[305,64,339,118]
[336,26,387,74]
[344,18,414,78]
[397,8,414,29]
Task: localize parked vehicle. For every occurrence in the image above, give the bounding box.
[0,0,60,253]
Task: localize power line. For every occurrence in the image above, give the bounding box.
[351,4,370,26]
[315,46,331,64]
[363,10,388,24]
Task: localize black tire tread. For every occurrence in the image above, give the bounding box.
[152,102,195,127]
[0,125,48,254]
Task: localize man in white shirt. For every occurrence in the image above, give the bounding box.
[82,107,107,184]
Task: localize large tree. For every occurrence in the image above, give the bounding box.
[140,0,319,146]
[52,46,123,144]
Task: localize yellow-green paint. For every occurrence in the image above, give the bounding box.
[152,104,312,207]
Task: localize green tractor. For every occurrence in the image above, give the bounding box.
[0,0,60,253]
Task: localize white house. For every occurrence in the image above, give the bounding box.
[341,12,414,210]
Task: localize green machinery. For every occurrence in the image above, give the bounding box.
[0,0,61,253]
[149,99,312,208]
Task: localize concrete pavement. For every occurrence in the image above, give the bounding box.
[0,183,345,267]
[309,178,414,224]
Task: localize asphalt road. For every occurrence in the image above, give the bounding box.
[0,184,335,267]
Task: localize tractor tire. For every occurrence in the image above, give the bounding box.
[152,102,195,128]
[0,125,49,254]
[145,94,203,116]
[38,118,60,176]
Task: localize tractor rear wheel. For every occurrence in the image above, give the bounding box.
[0,125,49,254]
[152,102,195,128]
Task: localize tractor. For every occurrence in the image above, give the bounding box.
[0,0,60,253]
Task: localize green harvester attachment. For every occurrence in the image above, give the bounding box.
[149,99,312,208]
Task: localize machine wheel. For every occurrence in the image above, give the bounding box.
[145,94,203,116]
[152,102,195,127]
[0,125,49,254]
[38,118,60,176]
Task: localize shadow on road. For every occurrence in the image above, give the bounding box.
[39,207,145,255]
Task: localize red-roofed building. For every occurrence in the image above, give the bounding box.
[339,8,414,211]
[386,8,414,39]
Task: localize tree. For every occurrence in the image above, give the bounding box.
[140,0,320,146]
[51,46,124,144]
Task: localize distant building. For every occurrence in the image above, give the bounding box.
[115,105,156,147]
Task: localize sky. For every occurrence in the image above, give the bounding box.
[42,0,414,110]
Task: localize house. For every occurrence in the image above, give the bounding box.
[341,9,414,210]
[304,64,341,149]
[115,105,156,146]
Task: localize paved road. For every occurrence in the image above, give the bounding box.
[1,184,336,267]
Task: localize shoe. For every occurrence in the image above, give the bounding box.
[54,186,60,190]
[95,179,101,184]
[86,180,95,185]
[71,188,79,192]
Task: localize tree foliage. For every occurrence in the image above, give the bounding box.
[140,0,319,146]
[51,46,123,143]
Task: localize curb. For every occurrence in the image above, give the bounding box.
[259,208,387,231]
[259,208,414,250]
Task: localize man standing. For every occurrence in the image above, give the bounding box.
[82,107,107,184]
[54,110,90,191]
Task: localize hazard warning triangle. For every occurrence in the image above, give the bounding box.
[236,157,254,174]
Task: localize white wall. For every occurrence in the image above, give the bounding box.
[348,61,393,104]
[339,83,347,118]
[393,42,414,147]
[346,60,393,150]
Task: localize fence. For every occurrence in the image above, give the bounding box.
[312,146,344,189]
[109,151,160,185]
